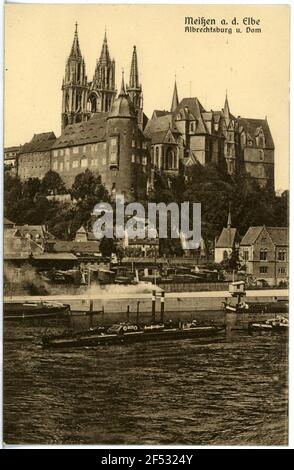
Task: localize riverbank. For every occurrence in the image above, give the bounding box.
[4,287,288,315]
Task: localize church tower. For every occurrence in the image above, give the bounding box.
[61,23,89,131]
[89,31,116,113]
[127,46,143,129]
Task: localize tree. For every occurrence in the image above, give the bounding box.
[41,170,66,195]
[71,169,109,204]
[99,237,115,258]
[22,177,41,200]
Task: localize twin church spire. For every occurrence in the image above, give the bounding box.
[61,24,143,131]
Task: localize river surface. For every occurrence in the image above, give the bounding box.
[4,318,288,446]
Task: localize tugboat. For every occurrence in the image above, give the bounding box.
[42,319,225,349]
[223,281,288,314]
[4,300,71,320]
[248,315,289,333]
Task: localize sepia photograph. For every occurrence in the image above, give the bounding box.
[3,3,290,446]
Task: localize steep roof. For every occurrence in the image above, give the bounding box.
[69,23,82,58]
[237,118,274,150]
[175,97,206,120]
[20,132,56,154]
[240,226,263,245]
[266,227,288,245]
[53,113,107,148]
[215,227,237,248]
[240,226,288,246]
[171,81,179,112]
[144,114,177,136]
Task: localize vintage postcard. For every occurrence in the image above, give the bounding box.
[3,4,290,446]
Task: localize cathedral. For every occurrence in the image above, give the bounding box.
[16,24,275,197]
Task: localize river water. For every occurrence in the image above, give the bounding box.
[4,319,288,446]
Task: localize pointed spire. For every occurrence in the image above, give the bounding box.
[224,90,230,119]
[70,22,81,58]
[227,202,232,228]
[119,70,127,96]
[171,79,179,112]
[99,29,111,64]
[129,45,139,88]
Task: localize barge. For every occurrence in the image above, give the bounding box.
[42,320,225,349]
[4,300,71,320]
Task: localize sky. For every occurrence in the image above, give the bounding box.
[4,4,290,190]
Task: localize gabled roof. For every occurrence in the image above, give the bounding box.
[266,227,288,245]
[237,118,274,150]
[144,113,177,136]
[20,132,56,154]
[215,227,237,248]
[240,226,264,245]
[184,151,198,167]
[149,128,177,145]
[240,226,288,246]
[53,113,107,148]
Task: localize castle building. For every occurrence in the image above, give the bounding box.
[145,84,275,188]
[18,132,56,180]
[16,25,275,195]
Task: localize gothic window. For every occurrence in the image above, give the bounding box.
[257,134,265,148]
[223,250,228,260]
[109,136,119,166]
[278,250,286,261]
[65,93,69,112]
[259,249,268,261]
[155,147,159,167]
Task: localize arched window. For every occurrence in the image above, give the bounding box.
[223,250,228,260]
[155,147,159,167]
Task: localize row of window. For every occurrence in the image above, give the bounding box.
[52,140,147,158]
[259,266,287,275]
[243,249,287,261]
[132,139,148,149]
[52,153,147,171]
[52,157,98,171]
[53,143,106,157]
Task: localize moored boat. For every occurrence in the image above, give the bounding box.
[248,315,288,333]
[4,300,71,320]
